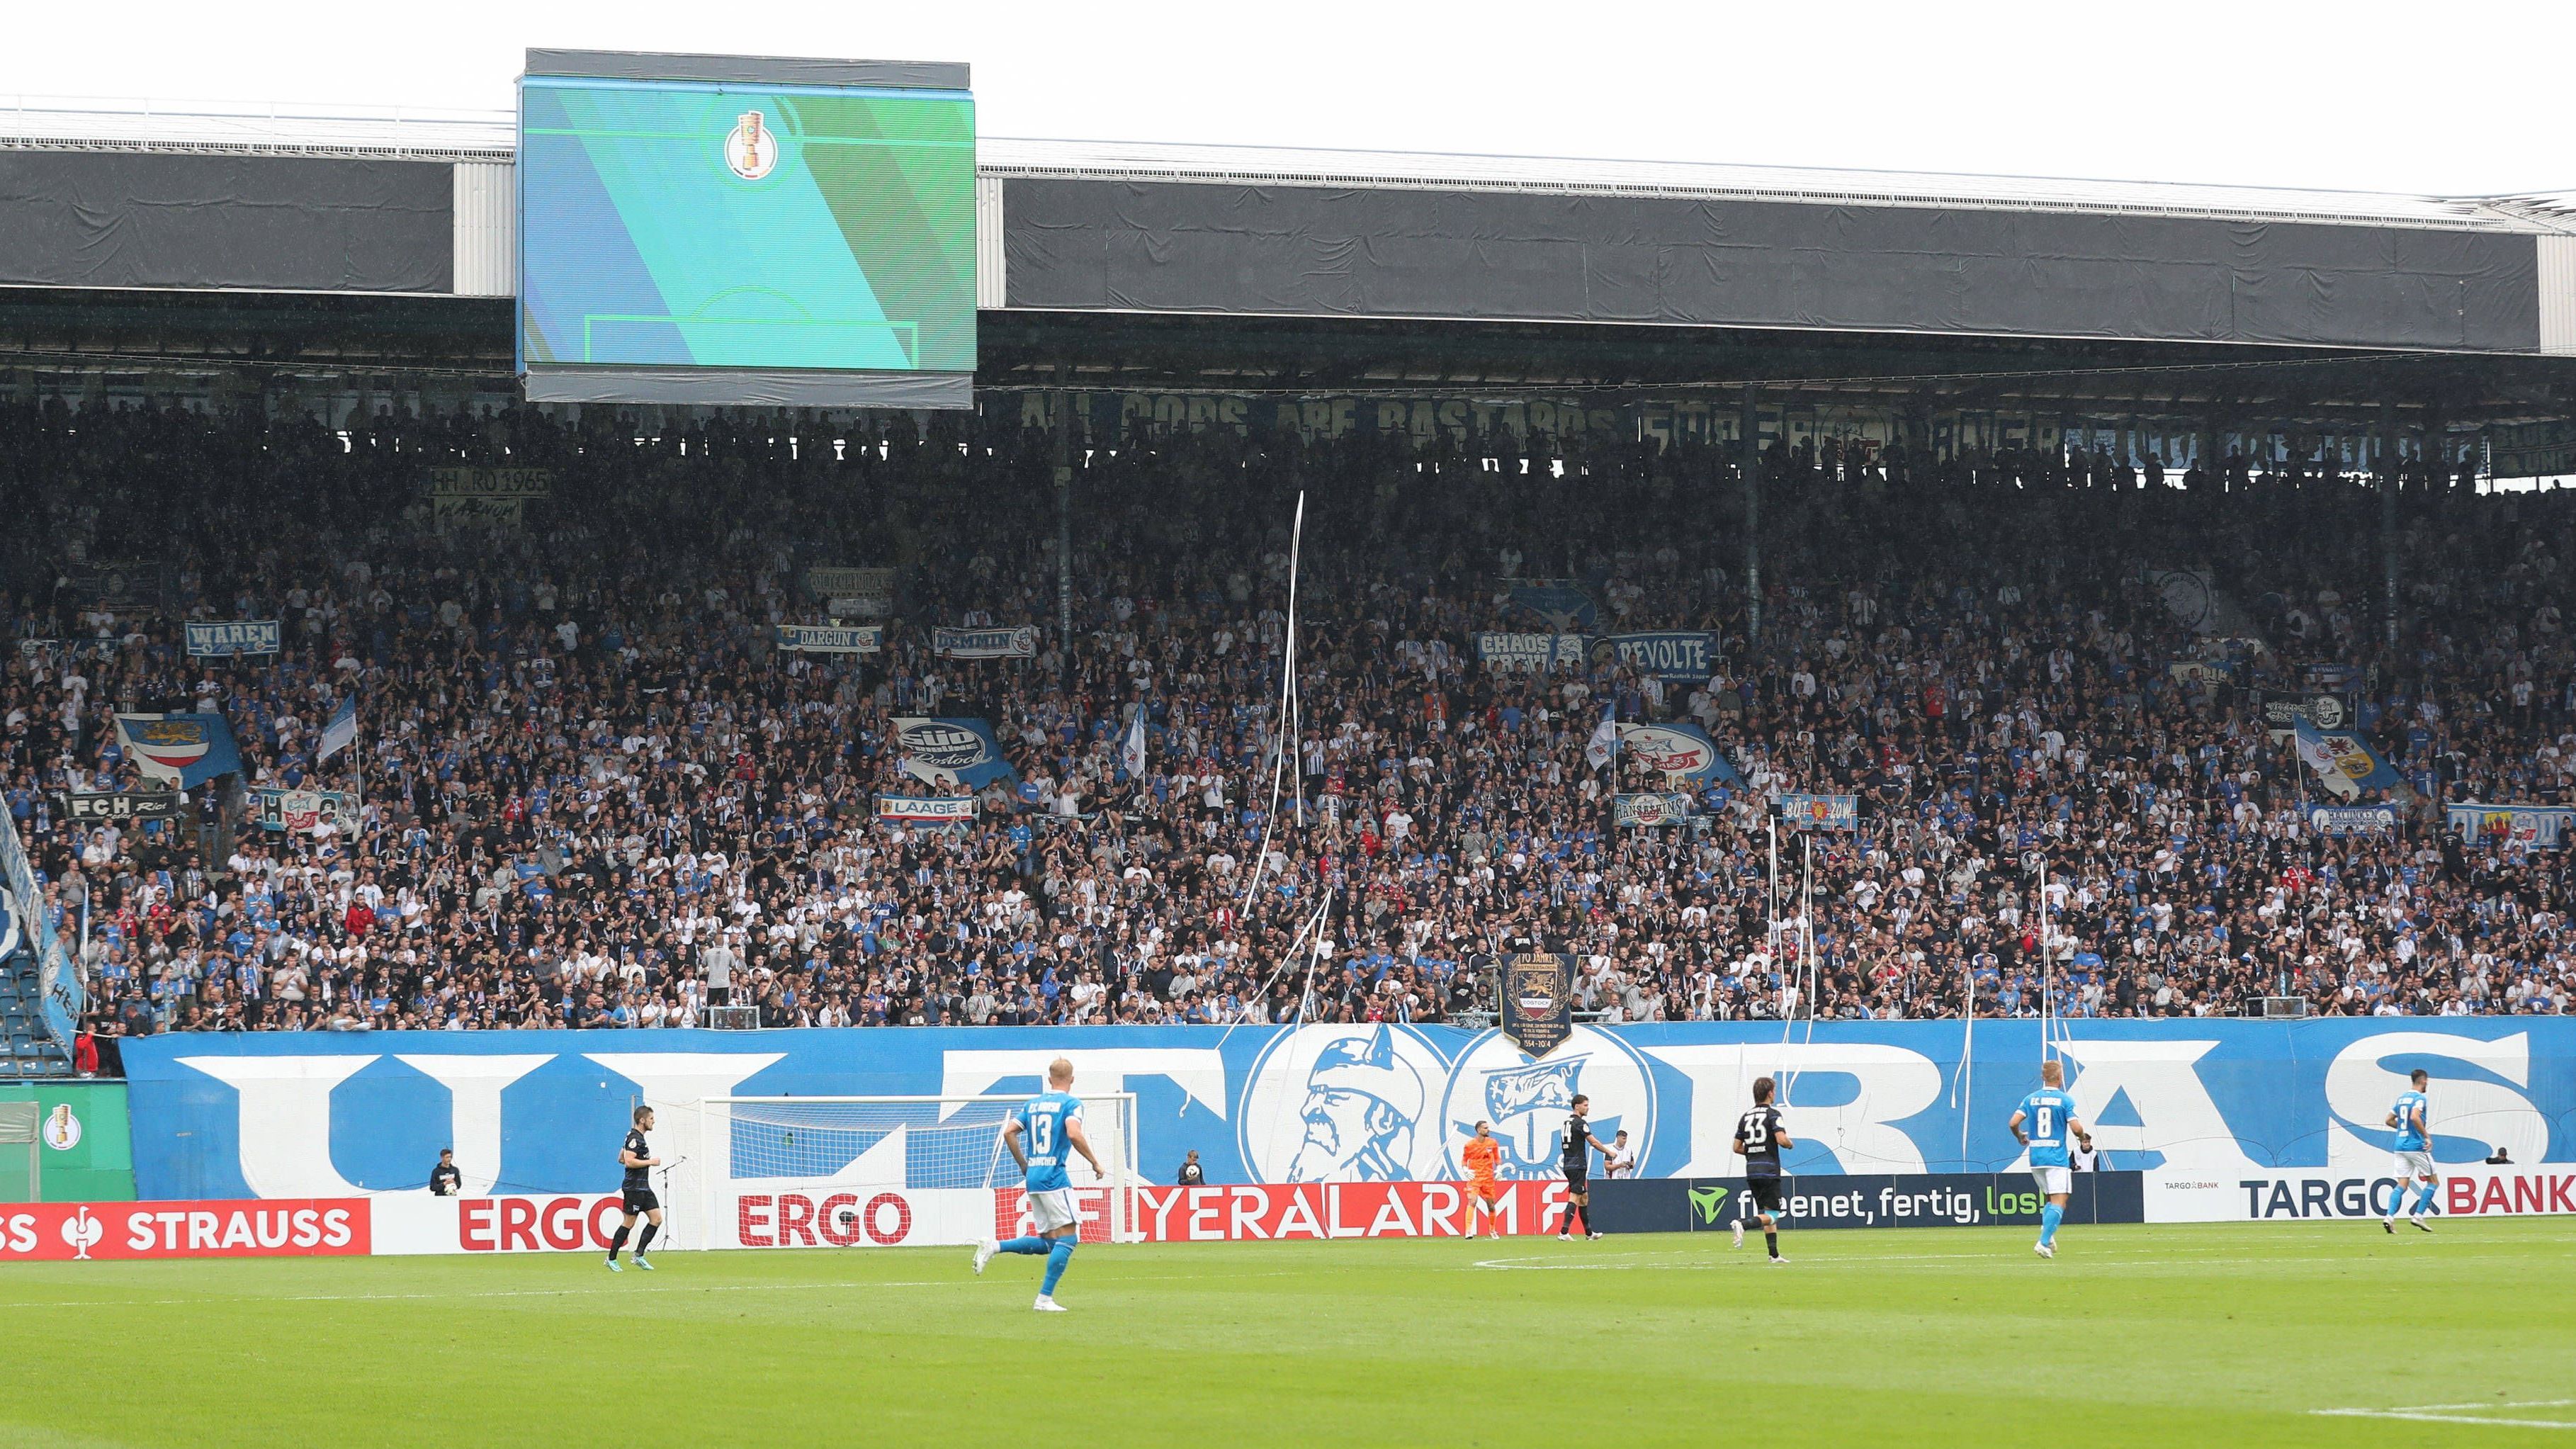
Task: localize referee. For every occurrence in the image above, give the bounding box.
[1731,1076,1793,1264]
[606,1105,662,1272]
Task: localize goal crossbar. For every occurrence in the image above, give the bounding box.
[664,1093,1139,1249]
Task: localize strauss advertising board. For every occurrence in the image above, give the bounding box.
[115,1020,2576,1251]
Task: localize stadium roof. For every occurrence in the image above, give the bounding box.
[979,138,2576,235]
[4,96,2570,232]
[0,95,516,163]
[2,95,2574,364]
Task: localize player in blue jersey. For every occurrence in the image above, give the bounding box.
[2009,1059,2089,1261]
[2383,1068,2436,1234]
[972,1057,1106,1312]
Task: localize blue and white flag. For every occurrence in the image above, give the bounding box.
[317,696,357,765]
[1122,714,1146,780]
[893,717,1022,795]
[111,713,243,790]
[184,620,280,658]
[1615,721,1743,786]
[2293,718,2401,800]
[1507,582,1598,633]
[1585,704,1620,770]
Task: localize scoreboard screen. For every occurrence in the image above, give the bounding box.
[517,51,975,407]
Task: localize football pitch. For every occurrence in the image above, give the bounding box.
[1,1220,2570,1448]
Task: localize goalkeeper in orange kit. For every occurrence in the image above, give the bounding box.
[1463,1120,1506,1239]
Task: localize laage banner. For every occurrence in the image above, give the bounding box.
[1614,792,1694,828]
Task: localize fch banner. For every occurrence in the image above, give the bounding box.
[931,626,1039,660]
[2448,802,2576,848]
[120,1020,2576,1227]
[183,621,281,658]
[1592,631,1715,682]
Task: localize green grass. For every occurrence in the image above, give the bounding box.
[2,1220,2572,1447]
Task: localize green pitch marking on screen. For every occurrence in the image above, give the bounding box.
[518,76,975,375]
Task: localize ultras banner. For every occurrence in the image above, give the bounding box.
[120,1022,2576,1227]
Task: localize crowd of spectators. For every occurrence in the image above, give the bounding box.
[2,393,2570,1067]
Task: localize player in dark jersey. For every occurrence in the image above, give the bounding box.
[606,1105,662,1272]
[1731,1076,1793,1264]
[1557,1094,1617,1241]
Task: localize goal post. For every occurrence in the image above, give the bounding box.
[663,1093,1139,1250]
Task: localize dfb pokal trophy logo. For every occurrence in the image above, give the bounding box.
[725,109,779,181]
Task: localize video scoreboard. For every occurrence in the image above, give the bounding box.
[517,50,976,407]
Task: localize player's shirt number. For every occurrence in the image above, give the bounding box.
[1031,1111,1056,1156]
[2034,1106,2055,1139]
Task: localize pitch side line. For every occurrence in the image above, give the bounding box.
[2311,1401,2576,1430]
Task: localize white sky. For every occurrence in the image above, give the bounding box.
[3,0,2567,198]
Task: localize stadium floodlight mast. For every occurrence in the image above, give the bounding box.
[1241,489,1306,908]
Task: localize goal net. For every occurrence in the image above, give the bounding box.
[661,1094,1138,1250]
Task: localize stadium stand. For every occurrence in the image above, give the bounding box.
[0,392,2569,1073]
[2,101,2575,1074]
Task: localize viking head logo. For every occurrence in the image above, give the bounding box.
[1287,1027,1425,1183]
